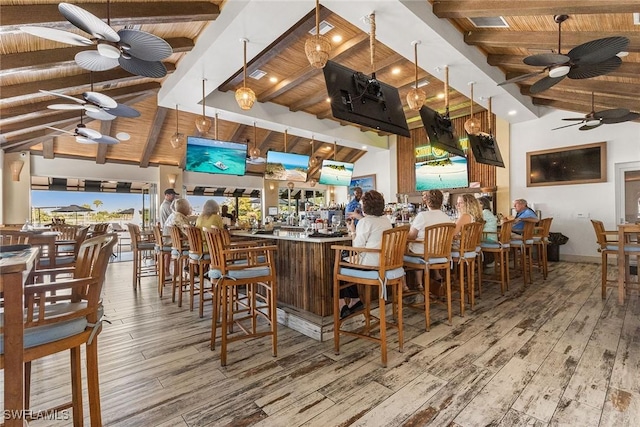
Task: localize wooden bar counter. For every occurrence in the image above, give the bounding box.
[233,230,350,341]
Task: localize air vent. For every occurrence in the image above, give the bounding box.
[309,20,334,35]
[249,69,267,80]
[468,16,509,28]
[634,13,640,25]
[417,79,430,88]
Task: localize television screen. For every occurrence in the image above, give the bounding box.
[318,160,354,186]
[468,132,505,167]
[415,155,469,191]
[419,105,464,157]
[185,136,247,176]
[323,60,410,137]
[264,150,309,182]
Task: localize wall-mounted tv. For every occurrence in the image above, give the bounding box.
[468,132,505,168]
[264,150,309,182]
[323,60,410,137]
[415,155,469,191]
[318,160,354,186]
[419,105,464,157]
[185,136,247,176]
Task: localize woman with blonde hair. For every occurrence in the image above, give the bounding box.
[453,193,483,236]
[196,199,224,230]
[163,198,192,237]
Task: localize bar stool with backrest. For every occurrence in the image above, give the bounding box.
[169,225,191,306]
[332,225,409,367]
[510,219,537,285]
[203,227,278,366]
[184,225,212,317]
[403,222,456,331]
[481,219,514,295]
[152,223,172,297]
[126,223,157,290]
[0,233,117,427]
[532,217,553,280]
[451,221,483,316]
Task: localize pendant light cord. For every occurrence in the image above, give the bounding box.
[369,13,376,76]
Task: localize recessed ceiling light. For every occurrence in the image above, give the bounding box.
[437,93,445,99]
[269,76,278,83]
[332,35,342,43]
[391,67,401,75]
[323,145,331,151]
[508,110,517,116]
[362,145,367,150]
[326,97,331,103]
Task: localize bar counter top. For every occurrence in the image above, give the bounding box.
[231,230,351,243]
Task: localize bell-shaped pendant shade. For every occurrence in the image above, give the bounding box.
[195,79,212,134]
[236,39,256,110]
[305,0,331,68]
[464,82,481,135]
[170,104,185,149]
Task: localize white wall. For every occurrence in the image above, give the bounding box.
[352,136,397,204]
[510,108,640,261]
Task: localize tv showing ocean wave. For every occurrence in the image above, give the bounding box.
[318,160,354,186]
[416,155,469,191]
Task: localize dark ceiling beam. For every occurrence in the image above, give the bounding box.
[510,76,640,98]
[256,130,275,155]
[432,1,640,18]
[42,140,54,159]
[465,31,640,52]
[0,38,192,71]
[527,87,640,113]
[140,107,168,168]
[1,65,175,100]
[532,98,640,121]
[96,121,112,164]
[1,109,82,134]
[0,2,220,27]
[219,6,329,89]
[228,123,245,143]
[1,82,160,119]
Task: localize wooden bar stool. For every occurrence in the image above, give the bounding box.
[126,223,157,290]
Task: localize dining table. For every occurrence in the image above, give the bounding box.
[1,246,39,426]
[616,223,640,304]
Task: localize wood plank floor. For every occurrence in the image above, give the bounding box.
[3,260,640,426]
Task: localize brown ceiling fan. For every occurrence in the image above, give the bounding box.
[552,92,640,131]
[498,15,628,94]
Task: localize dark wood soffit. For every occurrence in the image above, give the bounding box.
[432,1,640,18]
[0,2,220,27]
[140,107,169,168]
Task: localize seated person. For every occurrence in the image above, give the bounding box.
[196,199,224,252]
[163,198,192,239]
[478,196,498,266]
[454,194,483,237]
[510,198,538,235]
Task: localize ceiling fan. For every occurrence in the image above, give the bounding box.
[46,112,126,144]
[40,89,141,121]
[21,2,172,78]
[498,15,629,94]
[552,92,640,131]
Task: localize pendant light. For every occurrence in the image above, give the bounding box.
[406,40,426,111]
[169,104,185,149]
[249,122,261,159]
[464,82,481,135]
[305,0,331,68]
[195,79,212,134]
[308,136,318,167]
[235,38,256,110]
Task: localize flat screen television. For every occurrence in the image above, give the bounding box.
[185,136,247,176]
[318,160,354,186]
[419,105,464,157]
[322,60,410,137]
[264,150,309,182]
[468,132,505,167]
[415,155,469,191]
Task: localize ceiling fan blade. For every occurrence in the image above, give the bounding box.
[523,53,570,67]
[117,29,173,62]
[86,109,116,121]
[45,126,75,135]
[579,123,603,131]
[602,112,640,124]
[118,56,167,78]
[92,135,120,145]
[83,91,118,109]
[76,136,97,144]
[104,103,141,118]
[530,75,565,94]
[567,56,622,79]
[75,50,119,72]
[551,122,583,131]
[76,127,102,139]
[561,117,587,121]
[568,36,630,65]
[594,108,630,120]
[20,26,93,46]
[47,103,86,111]
[498,70,545,86]
[39,89,84,104]
[58,2,119,43]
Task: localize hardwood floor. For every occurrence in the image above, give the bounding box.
[3,260,639,426]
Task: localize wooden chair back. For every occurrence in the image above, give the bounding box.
[169,225,187,253]
[0,229,30,245]
[185,225,205,257]
[498,219,514,243]
[421,222,456,259]
[459,222,484,254]
[591,219,614,249]
[536,218,553,240]
[91,223,110,236]
[380,226,410,273]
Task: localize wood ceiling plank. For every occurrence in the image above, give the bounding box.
[96,121,112,164]
[1,110,82,134]
[228,123,246,143]
[140,107,168,168]
[528,89,640,113]
[465,31,640,52]
[1,2,220,27]
[432,0,640,18]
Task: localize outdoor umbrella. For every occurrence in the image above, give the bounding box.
[52,204,93,224]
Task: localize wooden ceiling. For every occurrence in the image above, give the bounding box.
[1,0,638,179]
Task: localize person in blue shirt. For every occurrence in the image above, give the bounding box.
[511,198,538,234]
[345,186,363,226]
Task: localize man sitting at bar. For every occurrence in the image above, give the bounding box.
[510,198,538,235]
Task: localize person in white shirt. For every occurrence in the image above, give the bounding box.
[341,190,392,319]
[407,190,452,255]
[159,188,178,227]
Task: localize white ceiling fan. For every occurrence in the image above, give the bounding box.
[46,112,128,144]
[40,89,140,121]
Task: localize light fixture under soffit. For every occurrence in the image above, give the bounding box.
[195,79,212,134]
[249,122,260,159]
[11,159,25,182]
[406,40,426,111]
[305,0,331,69]
[235,38,256,110]
[308,137,318,167]
[170,104,185,149]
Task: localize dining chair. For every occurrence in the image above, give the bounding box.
[510,219,537,286]
[481,219,514,295]
[126,223,157,290]
[403,222,456,331]
[184,225,212,318]
[203,227,278,366]
[332,225,409,367]
[0,233,117,427]
[533,217,553,279]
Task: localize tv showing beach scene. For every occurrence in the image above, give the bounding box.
[264,151,309,182]
[318,160,354,186]
[185,137,247,176]
[415,155,469,191]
